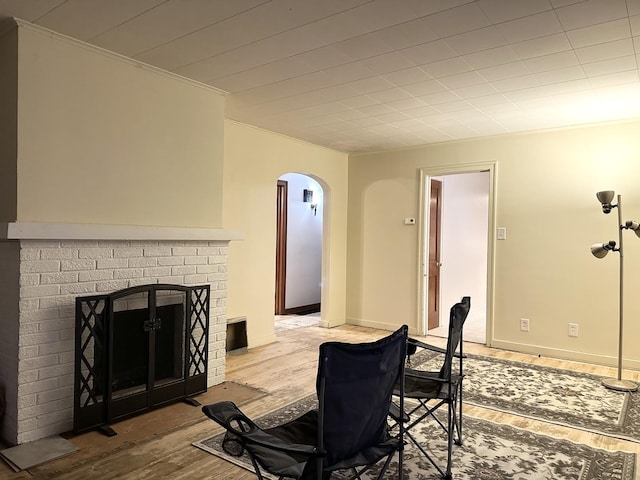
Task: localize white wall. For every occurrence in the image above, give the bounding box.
[279,173,322,309]
[439,172,489,328]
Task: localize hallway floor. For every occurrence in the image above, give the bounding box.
[275,312,486,344]
[428,313,486,344]
[274,313,320,331]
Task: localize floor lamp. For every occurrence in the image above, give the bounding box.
[591,190,639,392]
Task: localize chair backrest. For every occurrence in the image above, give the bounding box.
[439,296,471,379]
[315,325,407,467]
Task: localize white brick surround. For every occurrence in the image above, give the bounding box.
[0,222,241,445]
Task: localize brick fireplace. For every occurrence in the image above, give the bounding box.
[0,222,241,445]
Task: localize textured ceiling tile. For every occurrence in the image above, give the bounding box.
[381,67,433,87]
[89,0,268,56]
[420,57,474,79]
[574,39,634,64]
[422,2,492,38]
[478,61,532,81]
[523,50,580,74]
[476,0,552,23]
[445,26,509,55]
[555,0,628,31]
[462,46,521,69]
[565,18,631,49]
[510,33,573,59]
[581,55,638,77]
[400,39,459,65]
[437,71,487,89]
[496,11,564,43]
[0,0,66,21]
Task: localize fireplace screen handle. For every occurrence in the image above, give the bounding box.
[143,317,162,332]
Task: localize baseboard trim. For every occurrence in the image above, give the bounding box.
[247,332,276,350]
[343,322,640,370]
[282,303,320,315]
[346,318,420,336]
[491,339,640,370]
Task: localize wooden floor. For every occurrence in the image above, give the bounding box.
[2,324,640,479]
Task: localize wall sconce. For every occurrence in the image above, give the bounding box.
[303,188,318,216]
[303,189,313,203]
[591,190,639,392]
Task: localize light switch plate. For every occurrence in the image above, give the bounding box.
[497,227,507,240]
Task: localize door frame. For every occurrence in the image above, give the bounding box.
[417,162,497,345]
[275,180,288,315]
[427,178,442,330]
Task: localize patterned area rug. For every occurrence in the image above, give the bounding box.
[413,352,640,442]
[194,396,636,480]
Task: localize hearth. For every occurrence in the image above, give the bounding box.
[74,283,210,435]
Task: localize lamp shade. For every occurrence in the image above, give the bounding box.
[625,220,640,238]
[596,190,615,204]
[590,241,616,258]
[596,190,615,213]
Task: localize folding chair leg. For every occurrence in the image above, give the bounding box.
[457,383,463,446]
[445,401,453,480]
[249,455,267,480]
[405,430,446,478]
[342,452,396,480]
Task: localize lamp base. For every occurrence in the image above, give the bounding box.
[602,377,638,392]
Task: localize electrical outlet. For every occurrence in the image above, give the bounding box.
[520,318,529,332]
[568,323,579,337]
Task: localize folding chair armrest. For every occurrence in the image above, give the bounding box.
[203,401,320,458]
[406,370,447,383]
[406,370,465,384]
[408,338,467,358]
[244,430,321,457]
[388,402,410,423]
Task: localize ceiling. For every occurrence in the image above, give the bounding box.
[2,0,640,153]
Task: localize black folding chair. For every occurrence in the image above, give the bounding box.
[391,297,470,480]
[203,325,408,480]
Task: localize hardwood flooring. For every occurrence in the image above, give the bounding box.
[1,324,640,479]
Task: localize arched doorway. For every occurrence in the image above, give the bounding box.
[275,173,323,319]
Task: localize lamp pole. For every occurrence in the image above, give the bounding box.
[601,194,638,392]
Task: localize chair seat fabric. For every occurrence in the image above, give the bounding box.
[404,370,464,398]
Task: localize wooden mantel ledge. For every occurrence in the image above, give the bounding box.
[1,222,243,241]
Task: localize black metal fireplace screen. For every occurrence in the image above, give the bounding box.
[73,283,210,435]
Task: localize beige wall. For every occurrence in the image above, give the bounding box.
[223,121,349,347]
[15,22,225,228]
[0,24,17,223]
[348,121,640,368]
[10,19,640,371]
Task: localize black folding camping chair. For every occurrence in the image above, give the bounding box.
[203,325,408,479]
[391,297,470,479]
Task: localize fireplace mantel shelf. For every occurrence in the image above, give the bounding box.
[1,222,243,241]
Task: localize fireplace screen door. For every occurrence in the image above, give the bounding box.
[74,283,210,434]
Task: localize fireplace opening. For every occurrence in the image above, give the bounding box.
[100,302,185,398]
[74,284,209,435]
